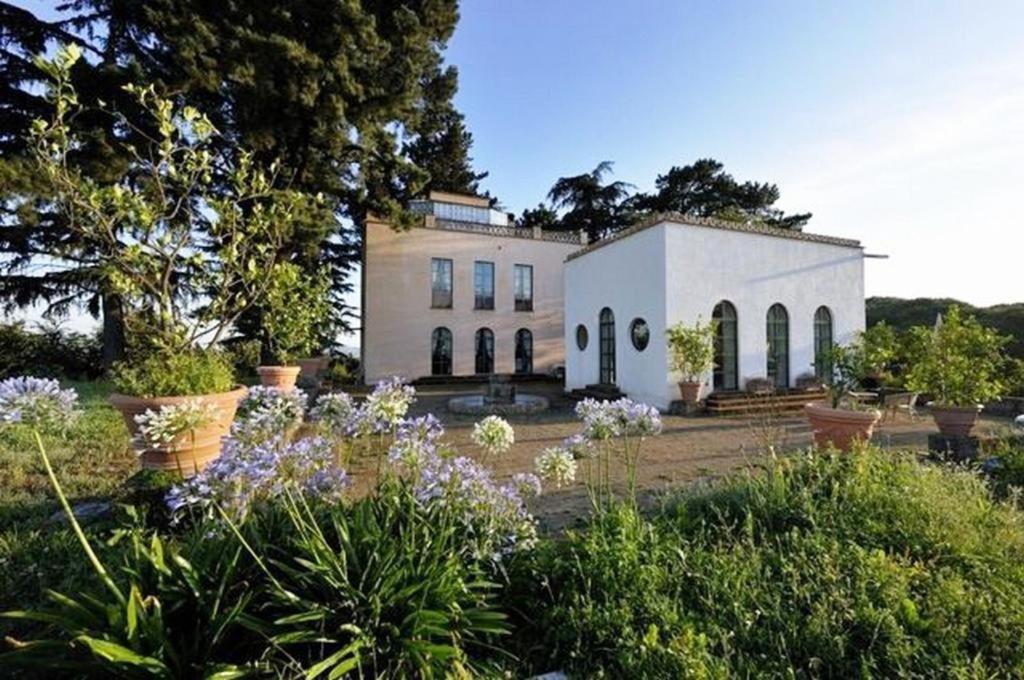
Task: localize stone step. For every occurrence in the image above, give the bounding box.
[568,384,627,401]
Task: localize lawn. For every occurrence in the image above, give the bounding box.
[0,380,135,636]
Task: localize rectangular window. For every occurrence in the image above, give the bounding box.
[474,261,494,310]
[514,264,533,312]
[431,258,453,308]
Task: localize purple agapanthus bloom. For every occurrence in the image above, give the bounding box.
[0,376,79,428]
[166,435,350,522]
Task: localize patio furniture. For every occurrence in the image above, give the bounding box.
[882,392,919,421]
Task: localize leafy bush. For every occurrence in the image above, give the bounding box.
[507,449,1024,677]
[110,351,235,398]
[241,485,511,678]
[665,319,717,382]
[259,262,332,365]
[0,322,103,380]
[904,305,1010,406]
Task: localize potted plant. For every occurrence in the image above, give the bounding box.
[804,342,881,451]
[30,47,319,472]
[256,262,332,390]
[666,319,717,404]
[904,306,1009,437]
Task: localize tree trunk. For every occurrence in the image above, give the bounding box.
[101,292,126,368]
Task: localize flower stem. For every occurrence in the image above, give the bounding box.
[34,429,124,605]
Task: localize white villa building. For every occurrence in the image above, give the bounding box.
[362,193,866,410]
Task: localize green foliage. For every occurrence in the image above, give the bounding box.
[241,484,509,678]
[666,319,717,381]
[858,321,901,383]
[546,161,635,242]
[868,296,1024,360]
[904,305,1010,406]
[508,449,1024,677]
[2,517,261,677]
[110,351,234,398]
[260,262,332,365]
[0,322,103,380]
[30,47,319,358]
[627,157,812,230]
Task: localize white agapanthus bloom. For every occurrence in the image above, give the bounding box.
[471,415,515,456]
[534,447,577,488]
[135,399,222,448]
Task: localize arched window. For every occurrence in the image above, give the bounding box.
[599,307,616,384]
[814,306,834,381]
[431,327,452,376]
[712,301,739,391]
[475,328,494,374]
[766,304,789,389]
[514,329,533,374]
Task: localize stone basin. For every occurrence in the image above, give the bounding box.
[447,393,549,416]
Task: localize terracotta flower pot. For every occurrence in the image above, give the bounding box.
[804,402,881,452]
[929,404,982,437]
[110,386,246,475]
[678,380,702,404]
[296,356,328,381]
[257,365,301,390]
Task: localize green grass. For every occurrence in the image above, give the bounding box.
[506,449,1024,678]
[0,380,134,635]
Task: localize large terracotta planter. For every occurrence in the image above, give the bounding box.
[110,386,246,475]
[257,365,301,390]
[804,402,881,452]
[678,380,702,404]
[929,404,982,437]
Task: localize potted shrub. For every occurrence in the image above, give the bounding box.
[904,306,1009,437]
[666,319,717,403]
[256,262,332,390]
[805,342,881,451]
[29,47,319,472]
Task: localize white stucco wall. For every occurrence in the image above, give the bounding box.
[565,219,865,410]
[564,225,669,407]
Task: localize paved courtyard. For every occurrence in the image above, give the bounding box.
[394,382,1013,529]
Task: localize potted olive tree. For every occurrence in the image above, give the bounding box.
[904,306,1009,437]
[666,319,717,404]
[256,263,332,390]
[804,342,881,451]
[30,46,319,472]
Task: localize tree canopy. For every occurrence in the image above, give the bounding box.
[0,0,487,360]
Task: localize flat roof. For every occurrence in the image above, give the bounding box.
[565,212,862,262]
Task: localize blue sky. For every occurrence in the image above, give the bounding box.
[447,1,1024,306]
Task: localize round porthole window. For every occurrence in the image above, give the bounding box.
[630,318,650,351]
[575,324,589,351]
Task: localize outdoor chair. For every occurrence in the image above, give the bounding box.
[882,392,919,422]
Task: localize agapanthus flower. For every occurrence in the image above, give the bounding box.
[575,398,622,440]
[610,398,663,437]
[562,433,596,459]
[388,414,445,468]
[510,472,543,500]
[346,377,416,437]
[166,435,349,522]
[309,391,354,435]
[134,399,222,448]
[413,452,537,557]
[0,376,78,428]
[534,447,577,488]
[470,415,515,456]
[233,385,307,444]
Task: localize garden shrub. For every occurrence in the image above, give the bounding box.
[0,322,103,380]
[508,449,1024,678]
[110,350,235,398]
